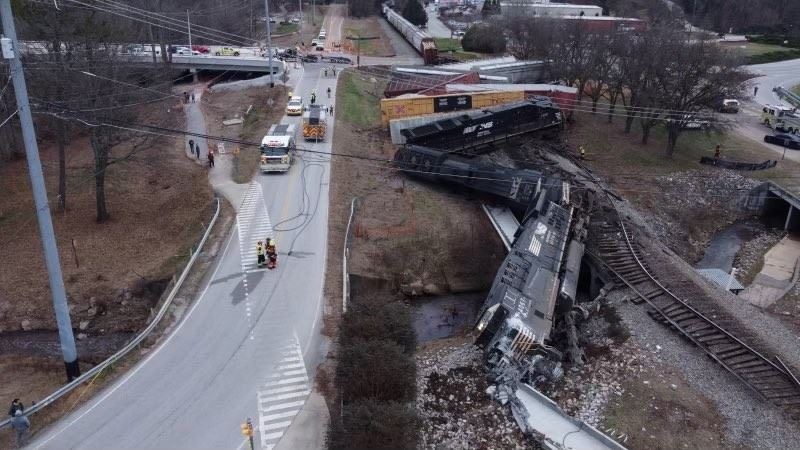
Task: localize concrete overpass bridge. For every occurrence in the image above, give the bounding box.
[127,54,285,73]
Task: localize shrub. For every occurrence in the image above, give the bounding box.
[336,339,416,403]
[461,23,507,54]
[327,399,419,450]
[341,300,417,354]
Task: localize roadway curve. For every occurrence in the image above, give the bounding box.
[30,18,342,450]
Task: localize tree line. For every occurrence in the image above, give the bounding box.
[505,14,752,157]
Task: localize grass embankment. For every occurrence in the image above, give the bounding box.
[338,71,385,128]
[793,84,800,96]
[275,22,299,35]
[229,86,289,183]
[342,17,394,57]
[571,111,800,183]
[434,37,481,61]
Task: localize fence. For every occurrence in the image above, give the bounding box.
[0,197,221,430]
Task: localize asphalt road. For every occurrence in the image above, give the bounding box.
[732,58,800,174]
[750,58,800,106]
[29,34,339,450]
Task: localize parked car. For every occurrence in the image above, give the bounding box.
[327,56,352,64]
[679,114,710,130]
[172,46,199,55]
[301,54,319,63]
[215,47,240,56]
[764,133,800,149]
[718,99,740,113]
[192,45,210,54]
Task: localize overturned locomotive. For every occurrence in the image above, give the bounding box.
[399,98,564,156]
[393,144,564,210]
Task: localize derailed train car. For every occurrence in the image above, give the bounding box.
[382,4,438,64]
[474,184,588,385]
[399,98,564,155]
[393,144,564,209]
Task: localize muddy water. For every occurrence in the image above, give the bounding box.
[696,221,762,272]
[411,292,485,343]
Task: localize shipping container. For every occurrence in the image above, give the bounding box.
[380,91,525,125]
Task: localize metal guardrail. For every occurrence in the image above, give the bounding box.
[775,86,800,108]
[0,197,221,430]
[342,198,358,313]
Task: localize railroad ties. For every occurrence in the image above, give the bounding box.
[595,222,800,420]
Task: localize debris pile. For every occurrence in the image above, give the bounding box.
[416,341,541,450]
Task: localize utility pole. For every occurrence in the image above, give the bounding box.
[346,35,379,67]
[0,0,80,381]
[265,0,274,87]
[186,9,192,49]
[312,0,315,25]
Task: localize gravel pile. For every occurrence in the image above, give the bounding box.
[548,314,647,428]
[613,290,800,449]
[416,342,539,450]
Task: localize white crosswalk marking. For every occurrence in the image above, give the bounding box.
[257,337,310,450]
[237,182,274,272]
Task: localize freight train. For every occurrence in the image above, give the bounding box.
[382,4,438,65]
[399,98,564,155]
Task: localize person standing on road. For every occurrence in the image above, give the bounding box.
[191,92,196,103]
[327,87,331,98]
[208,150,215,168]
[330,105,334,116]
[195,144,201,159]
[189,139,195,155]
[8,399,23,417]
[11,410,30,448]
[324,68,328,77]
[256,241,266,267]
[714,144,721,159]
[754,86,759,97]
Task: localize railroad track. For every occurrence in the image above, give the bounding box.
[593,219,800,420]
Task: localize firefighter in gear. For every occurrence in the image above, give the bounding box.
[266,238,277,270]
[288,90,293,100]
[310,91,317,105]
[256,241,266,267]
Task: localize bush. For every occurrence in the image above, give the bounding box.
[461,23,506,54]
[341,300,417,354]
[327,399,419,450]
[402,0,428,27]
[336,339,416,403]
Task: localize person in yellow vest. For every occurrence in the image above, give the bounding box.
[288,90,293,101]
[256,241,265,267]
[579,145,586,160]
[266,238,277,270]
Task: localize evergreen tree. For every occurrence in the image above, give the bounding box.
[402,0,428,27]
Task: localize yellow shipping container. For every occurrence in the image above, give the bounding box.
[380,91,525,126]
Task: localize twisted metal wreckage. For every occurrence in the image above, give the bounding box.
[393,98,617,443]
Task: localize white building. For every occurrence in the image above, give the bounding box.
[500,0,603,17]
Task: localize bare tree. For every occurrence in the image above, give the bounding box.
[655,37,750,157]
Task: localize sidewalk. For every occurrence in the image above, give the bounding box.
[741,235,800,308]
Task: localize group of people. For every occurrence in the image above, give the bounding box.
[183,91,196,104]
[188,139,214,168]
[256,238,278,269]
[323,67,337,77]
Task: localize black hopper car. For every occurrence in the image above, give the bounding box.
[399,98,564,156]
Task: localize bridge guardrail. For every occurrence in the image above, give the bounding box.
[775,86,800,108]
[0,197,221,431]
